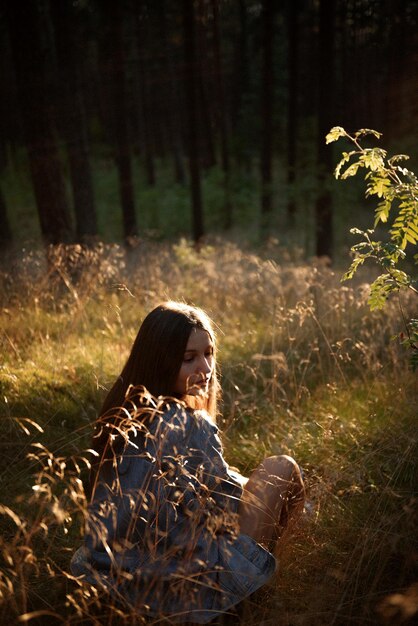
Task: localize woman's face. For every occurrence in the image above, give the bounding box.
[174,328,214,398]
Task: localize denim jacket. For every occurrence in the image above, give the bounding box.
[71,402,275,623]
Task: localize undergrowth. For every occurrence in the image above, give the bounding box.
[0,241,417,625]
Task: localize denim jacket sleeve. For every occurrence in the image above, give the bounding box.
[145,405,242,534]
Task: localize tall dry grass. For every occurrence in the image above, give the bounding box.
[0,240,417,625]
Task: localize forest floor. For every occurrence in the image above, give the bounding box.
[0,240,417,625]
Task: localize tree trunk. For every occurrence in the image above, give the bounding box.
[232,0,252,171]
[232,0,250,131]
[0,185,12,246]
[260,0,274,236]
[197,77,217,170]
[384,0,406,141]
[134,4,156,187]
[0,52,12,246]
[6,1,73,244]
[315,0,335,259]
[159,0,186,185]
[183,0,204,243]
[212,0,232,230]
[50,0,98,241]
[286,0,299,225]
[99,1,138,240]
[196,1,216,170]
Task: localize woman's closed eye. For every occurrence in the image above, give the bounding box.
[184,350,213,363]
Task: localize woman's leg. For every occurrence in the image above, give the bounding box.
[238,455,305,547]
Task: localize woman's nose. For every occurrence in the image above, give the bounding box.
[197,355,212,375]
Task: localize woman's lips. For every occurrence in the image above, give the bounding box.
[188,379,209,391]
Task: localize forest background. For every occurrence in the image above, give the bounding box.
[0,1,417,625]
[1,0,418,254]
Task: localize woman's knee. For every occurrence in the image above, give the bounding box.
[261,454,302,481]
[261,455,305,504]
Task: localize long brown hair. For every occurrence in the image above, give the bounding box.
[92,301,219,463]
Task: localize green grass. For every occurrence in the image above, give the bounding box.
[0,241,417,624]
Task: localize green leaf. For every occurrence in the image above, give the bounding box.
[334,151,355,179]
[359,148,387,172]
[326,126,347,144]
[341,161,363,179]
[381,242,405,261]
[408,222,418,236]
[405,232,418,245]
[354,128,382,140]
[389,269,410,286]
[341,256,365,281]
[366,176,392,198]
[374,200,391,226]
[388,154,409,165]
[352,242,372,251]
[367,275,395,310]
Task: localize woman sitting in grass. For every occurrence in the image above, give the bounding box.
[71,301,305,623]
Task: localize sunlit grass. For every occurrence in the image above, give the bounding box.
[0,241,417,624]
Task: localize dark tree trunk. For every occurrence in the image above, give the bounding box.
[260,0,274,236]
[183,0,204,243]
[0,185,12,246]
[315,0,335,259]
[99,1,138,240]
[135,5,156,187]
[231,0,252,171]
[232,0,250,131]
[0,50,12,246]
[384,0,406,141]
[50,0,98,241]
[197,76,217,170]
[159,0,186,185]
[196,1,216,170]
[337,0,350,128]
[212,0,232,230]
[6,1,73,244]
[286,0,299,225]
[0,21,19,170]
